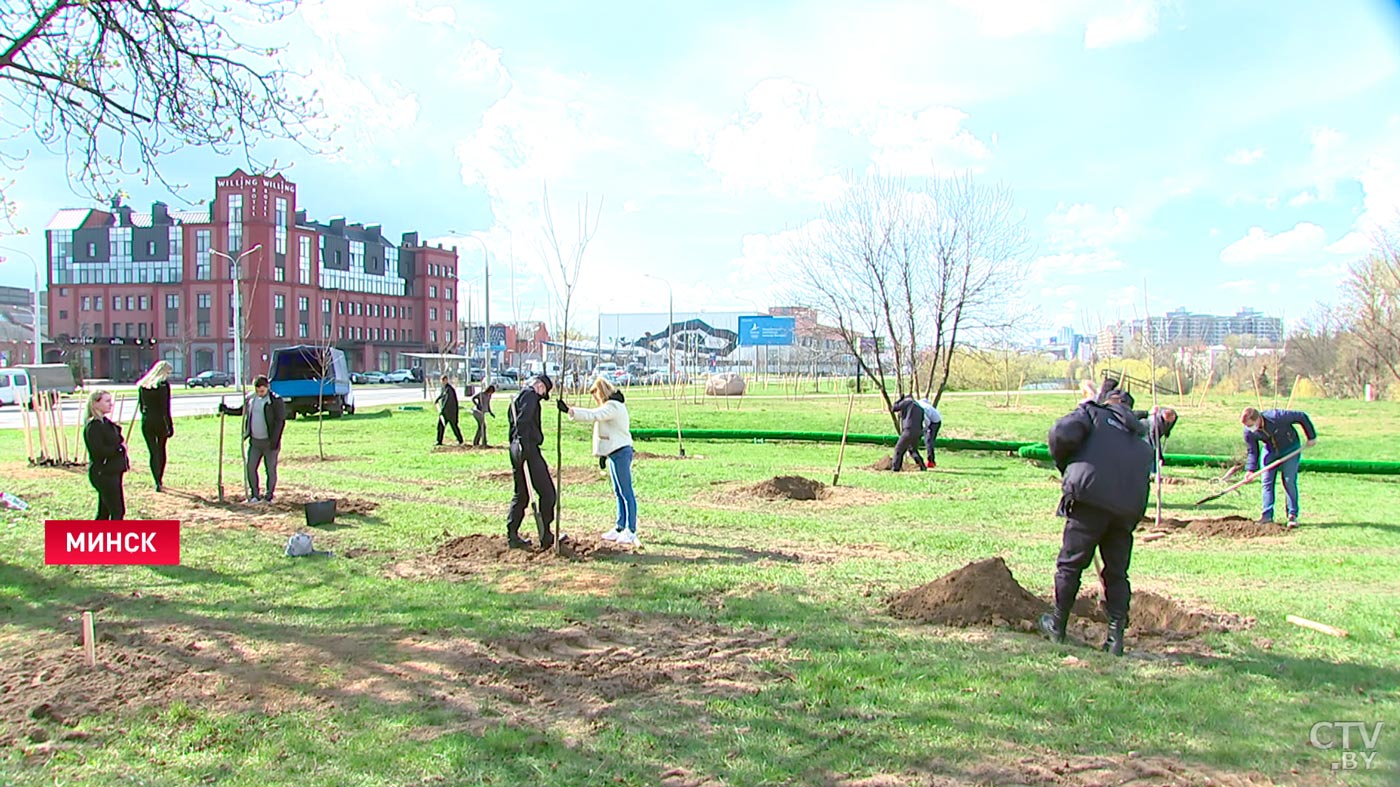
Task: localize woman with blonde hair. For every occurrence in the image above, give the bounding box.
[557,376,639,545]
[136,359,175,491]
[83,389,129,519]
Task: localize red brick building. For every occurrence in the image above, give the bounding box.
[44,171,460,382]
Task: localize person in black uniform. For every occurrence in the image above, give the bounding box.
[434,375,464,446]
[83,389,129,520]
[470,384,497,447]
[505,374,557,549]
[136,360,175,491]
[889,394,927,471]
[1040,378,1155,656]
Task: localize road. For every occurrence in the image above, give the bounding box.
[0,385,432,430]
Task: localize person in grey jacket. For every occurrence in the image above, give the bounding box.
[219,375,287,503]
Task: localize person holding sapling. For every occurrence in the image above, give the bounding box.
[558,377,640,546]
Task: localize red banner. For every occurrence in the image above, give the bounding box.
[44,520,181,565]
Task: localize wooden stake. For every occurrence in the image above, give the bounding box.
[1250,372,1264,411]
[54,393,68,464]
[1141,532,1167,543]
[1175,367,1185,408]
[20,394,34,463]
[1286,614,1348,638]
[833,390,856,487]
[1285,374,1302,410]
[33,391,49,463]
[81,611,96,666]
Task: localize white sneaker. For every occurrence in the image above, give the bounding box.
[615,530,639,546]
[601,529,624,542]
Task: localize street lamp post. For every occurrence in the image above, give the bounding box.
[0,247,42,363]
[209,244,263,392]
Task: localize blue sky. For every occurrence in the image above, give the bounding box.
[4,0,1400,336]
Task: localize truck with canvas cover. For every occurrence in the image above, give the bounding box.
[268,345,356,419]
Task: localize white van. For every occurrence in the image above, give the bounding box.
[0,368,31,406]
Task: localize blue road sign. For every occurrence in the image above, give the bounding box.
[738,315,795,346]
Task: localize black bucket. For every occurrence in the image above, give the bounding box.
[304,499,337,527]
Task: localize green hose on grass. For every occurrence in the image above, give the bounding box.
[629,428,1400,475]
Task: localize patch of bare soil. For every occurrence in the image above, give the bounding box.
[633,451,700,461]
[887,558,1048,627]
[887,558,1252,646]
[139,486,377,529]
[870,456,926,472]
[387,533,634,581]
[704,477,890,510]
[477,466,605,486]
[278,454,355,464]
[1142,514,1295,540]
[825,752,1286,786]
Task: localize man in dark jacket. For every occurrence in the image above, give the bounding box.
[889,394,927,472]
[505,374,557,549]
[471,384,497,447]
[1133,404,1176,465]
[1241,407,1317,527]
[1039,378,1155,656]
[435,375,464,446]
[218,375,287,503]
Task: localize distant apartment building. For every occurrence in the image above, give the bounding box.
[1096,307,1283,357]
[44,170,460,382]
[0,285,46,365]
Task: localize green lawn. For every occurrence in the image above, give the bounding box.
[1,390,1396,785]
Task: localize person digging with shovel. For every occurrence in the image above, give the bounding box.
[1241,406,1317,528]
[1039,378,1155,657]
[504,374,558,550]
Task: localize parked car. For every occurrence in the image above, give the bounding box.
[498,367,521,382]
[186,370,233,388]
[0,364,77,406]
[350,370,385,385]
[382,368,415,384]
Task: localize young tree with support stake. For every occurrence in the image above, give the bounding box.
[538,185,602,555]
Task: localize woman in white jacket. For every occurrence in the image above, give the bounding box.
[557,377,639,545]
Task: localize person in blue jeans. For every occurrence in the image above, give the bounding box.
[558,377,640,546]
[1241,406,1317,528]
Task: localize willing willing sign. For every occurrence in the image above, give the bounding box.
[44,520,181,565]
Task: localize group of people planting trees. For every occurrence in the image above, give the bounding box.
[76,361,1321,659]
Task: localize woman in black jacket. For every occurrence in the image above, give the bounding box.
[83,389,129,520]
[136,360,175,491]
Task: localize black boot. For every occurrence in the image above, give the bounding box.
[1038,604,1070,644]
[1102,616,1127,656]
[507,529,532,549]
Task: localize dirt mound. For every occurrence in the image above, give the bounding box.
[1070,590,1254,638]
[870,456,925,472]
[1142,515,1293,539]
[887,558,1049,626]
[477,466,604,486]
[742,475,829,501]
[140,487,377,528]
[888,558,1252,643]
[825,752,1286,786]
[388,533,632,579]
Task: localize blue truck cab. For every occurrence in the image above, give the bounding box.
[268,345,356,419]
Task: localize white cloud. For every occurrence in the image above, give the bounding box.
[456,40,508,85]
[947,0,1088,38]
[1325,231,1374,257]
[1041,284,1085,298]
[697,78,845,200]
[1220,279,1257,292]
[1029,250,1124,283]
[1299,262,1348,279]
[1044,203,1131,248]
[863,106,992,177]
[1084,0,1161,49]
[1208,228,1221,237]
[1310,126,1348,156]
[1103,285,1141,310]
[1287,190,1317,207]
[1225,148,1265,165]
[407,4,456,25]
[1219,222,1327,265]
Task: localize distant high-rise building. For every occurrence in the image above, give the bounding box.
[1097,307,1282,356]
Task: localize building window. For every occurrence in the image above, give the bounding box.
[339,325,346,339]
[429,285,437,299]
[350,241,364,272]
[81,296,91,311]
[95,296,103,311]
[227,193,243,252]
[337,300,344,315]
[298,296,309,313]
[322,323,331,339]
[195,230,211,280]
[147,240,157,256]
[113,297,123,311]
[59,309,68,319]
[87,242,97,256]
[126,296,134,310]
[274,294,285,309]
[166,321,177,338]
[166,294,180,309]
[429,307,437,321]
[139,296,149,310]
[274,262,285,282]
[198,322,210,337]
[275,323,286,337]
[430,329,437,344]
[445,287,453,301]
[274,197,287,254]
[138,323,148,338]
[298,323,308,338]
[299,236,312,285]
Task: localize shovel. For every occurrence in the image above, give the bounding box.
[518,446,551,547]
[217,397,227,502]
[1194,446,1304,506]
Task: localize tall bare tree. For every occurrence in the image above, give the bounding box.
[538,185,602,551]
[1340,235,1400,390]
[791,173,1030,425]
[0,0,328,222]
